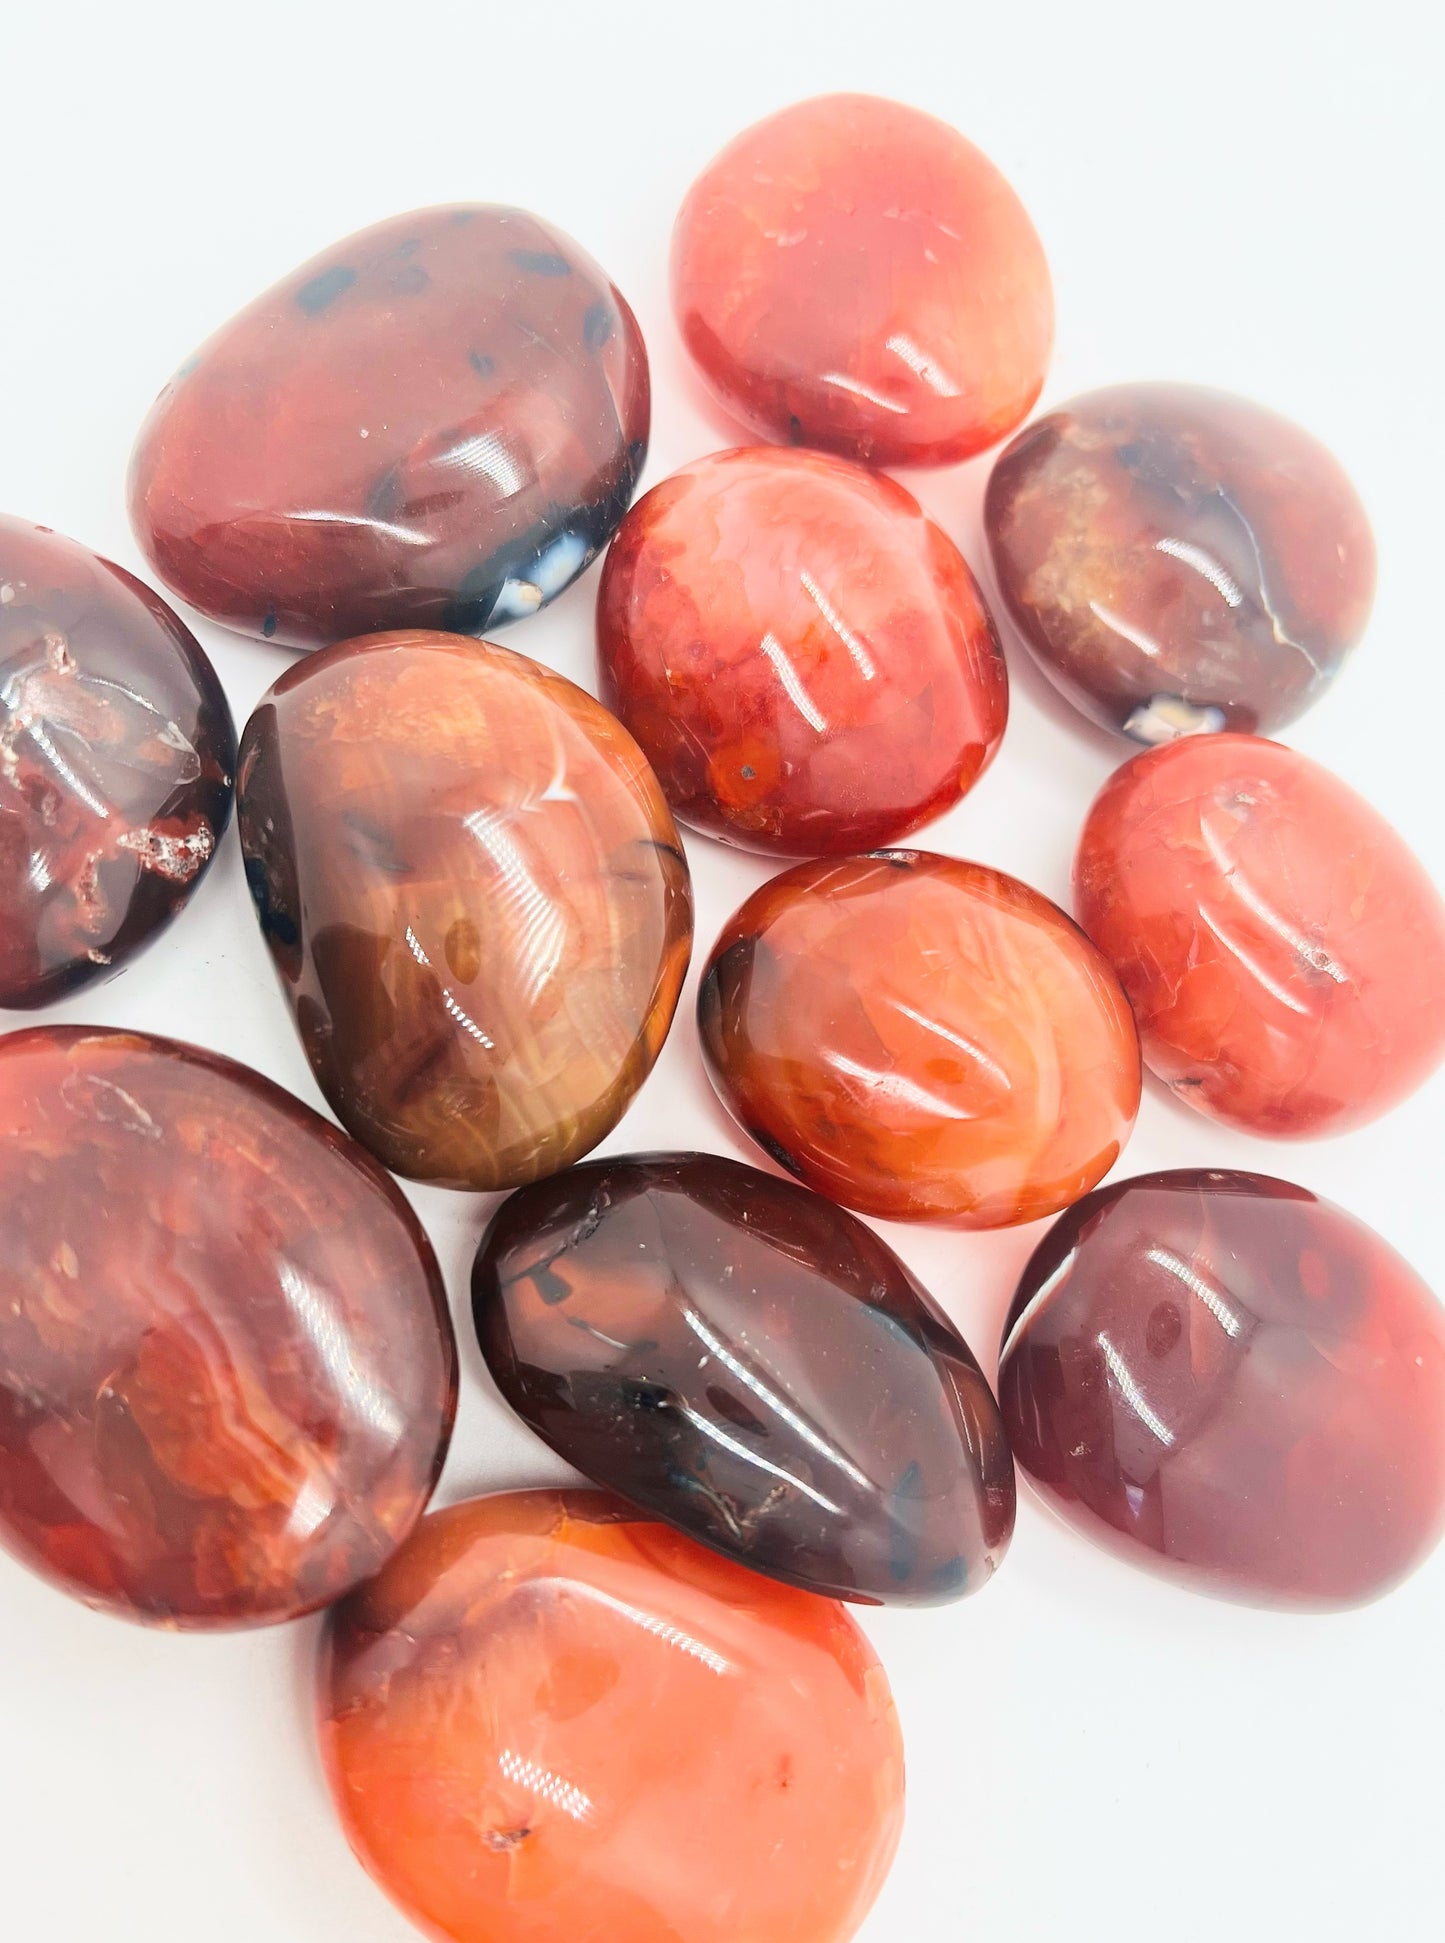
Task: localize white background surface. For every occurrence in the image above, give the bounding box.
[2,3,1442,1938]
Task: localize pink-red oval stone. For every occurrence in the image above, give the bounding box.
[1000,1169,1445,1609]
[597,447,1007,854]
[1075,735,1445,1136]
[672,95,1053,465]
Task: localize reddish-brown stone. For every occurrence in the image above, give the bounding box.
[1000,1169,1445,1609]
[1075,735,1445,1136]
[672,95,1053,465]
[596,447,1007,854]
[237,631,692,1191]
[699,852,1140,1226]
[129,206,649,648]
[0,516,234,1008]
[473,1152,1014,1603]
[985,384,1376,742]
[0,1026,456,1627]
[319,1488,905,1943]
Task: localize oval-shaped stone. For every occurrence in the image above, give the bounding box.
[596,447,1008,854]
[473,1151,1014,1604]
[320,1488,904,1943]
[999,1169,1445,1609]
[985,383,1376,742]
[0,1025,456,1626]
[1075,735,1445,1136]
[237,631,692,1190]
[0,516,234,1008]
[672,94,1053,465]
[699,852,1140,1226]
[129,206,650,648]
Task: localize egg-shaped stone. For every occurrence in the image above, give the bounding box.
[985,383,1376,741]
[596,446,1008,854]
[237,631,692,1190]
[473,1151,1014,1604]
[0,1025,456,1627]
[999,1169,1445,1609]
[672,94,1053,465]
[320,1488,905,1943]
[1075,735,1445,1136]
[128,205,650,648]
[0,515,234,1007]
[699,851,1140,1225]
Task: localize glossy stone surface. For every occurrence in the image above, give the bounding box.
[0,516,234,1008]
[1075,735,1445,1136]
[473,1152,1014,1604]
[699,853,1140,1225]
[320,1489,904,1943]
[238,631,692,1191]
[0,1026,456,1626]
[1000,1169,1445,1609]
[129,206,649,649]
[986,384,1376,741]
[672,95,1053,466]
[597,447,1008,854]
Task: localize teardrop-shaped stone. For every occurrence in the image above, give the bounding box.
[128,205,650,648]
[237,631,693,1191]
[473,1151,1014,1603]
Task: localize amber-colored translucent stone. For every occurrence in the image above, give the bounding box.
[0,1026,456,1626]
[985,384,1376,742]
[0,516,234,1007]
[1000,1170,1445,1609]
[672,95,1053,465]
[129,206,649,648]
[596,447,1007,854]
[699,852,1140,1226]
[473,1152,1014,1604]
[237,631,692,1191]
[1075,735,1445,1136]
[320,1489,905,1943]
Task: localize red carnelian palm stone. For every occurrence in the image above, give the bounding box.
[699,852,1140,1226]
[473,1152,1014,1604]
[597,447,1008,853]
[0,516,234,1007]
[0,1026,456,1626]
[129,206,649,648]
[999,1170,1445,1609]
[672,95,1053,465]
[320,1489,905,1943]
[1075,735,1445,1136]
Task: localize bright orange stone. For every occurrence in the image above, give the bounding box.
[1075,736,1445,1136]
[698,852,1141,1226]
[319,1489,904,1943]
[672,95,1053,466]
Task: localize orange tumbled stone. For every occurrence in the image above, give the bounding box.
[699,852,1141,1226]
[319,1489,905,1943]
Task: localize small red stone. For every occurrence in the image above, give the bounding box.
[1000,1169,1445,1609]
[597,447,1007,854]
[1074,735,1445,1136]
[672,95,1053,465]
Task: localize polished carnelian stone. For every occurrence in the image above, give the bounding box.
[596,447,1007,854]
[0,516,234,1008]
[699,853,1140,1226]
[1075,735,1445,1136]
[320,1489,904,1943]
[0,1026,456,1626]
[672,95,1053,465]
[985,384,1376,742]
[237,631,692,1191]
[473,1152,1014,1603]
[1000,1170,1445,1608]
[129,206,649,648]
